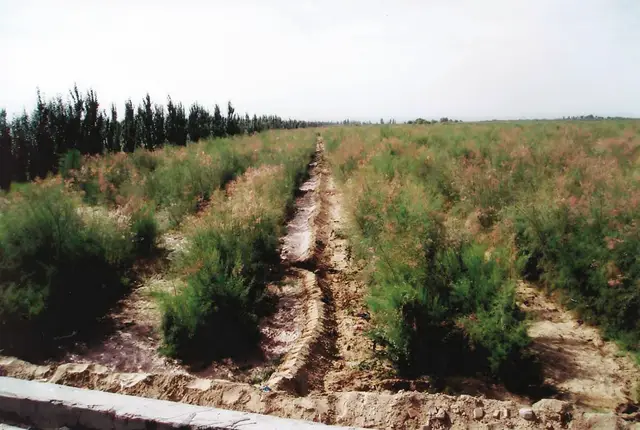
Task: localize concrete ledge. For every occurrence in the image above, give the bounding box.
[0,377,360,430]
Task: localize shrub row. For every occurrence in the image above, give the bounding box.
[0,182,135,358]
[348,174,536,389]
[326,120,640,384]
[66,137,258,226]
[158,132,316,361]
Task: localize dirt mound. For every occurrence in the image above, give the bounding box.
[267,269,326,394]
[4,356,625,429]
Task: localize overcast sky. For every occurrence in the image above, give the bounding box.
[1,0,639,121]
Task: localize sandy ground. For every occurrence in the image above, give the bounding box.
[318,173,392,392]
[52,232,187,375]
[519,282,638,410]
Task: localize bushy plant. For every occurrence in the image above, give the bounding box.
[159,224,267,359]
[515,201,640,351]
[130,204,158,256]
[144,143,251,225]
[59,149,82,178]
[159,136,316,362]
[0,182,133,357]
[328,126,541,387]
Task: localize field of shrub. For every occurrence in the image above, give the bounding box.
[325,121,640,388]
[2,119,638,396]
[0,129,316,360]
[158,130,316,360]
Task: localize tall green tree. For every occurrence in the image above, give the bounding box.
[32,91,55,178]
[0,109,13,190]
[138,94,155,150]
[122,99,136,152]
[188,102,212,142]
[226,102,240,136]
[105,104,121,152]
[212,104,225,138]
[67,85,84,151]
[166,97,187,146]
[82,89,104,155]
[11,112,31,182]
[152,104,165,148]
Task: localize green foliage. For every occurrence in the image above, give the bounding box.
[328,125,548,387]
[1,86,327,191]
[0,184,134,357]
[59,149,82,178]
[130,204,158,256]
[0,109,12,190]
[144,143,251,225]
[159,221,275,359]
[159,135,316,362]
[515,202,640,351]
[130,149,159,172]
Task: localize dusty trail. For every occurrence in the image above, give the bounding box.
[316,169,388,393]
[264,137,388,395]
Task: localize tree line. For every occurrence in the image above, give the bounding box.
[0,86,329,190]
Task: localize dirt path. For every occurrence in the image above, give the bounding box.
[318,171,392,392]
[262,139,332,394]
[263,137,394,395]
[518,282,638,410]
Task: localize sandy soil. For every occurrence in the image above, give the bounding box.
[318,173,392,393]
[4,356,621,429]
[52,232,186,375]
[519,282,638,410]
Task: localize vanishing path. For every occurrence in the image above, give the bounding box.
[262,138,330,394]
[264,136,386,395]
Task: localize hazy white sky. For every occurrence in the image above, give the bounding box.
[1,0,639,121]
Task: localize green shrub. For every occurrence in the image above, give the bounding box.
[329,126,540,387]
[130,204,158,256]
[159,227,264,360]
[0,183,134,357]
[159,208,289,360]
[515,202,640,351]
[159,137,315,362]
[368,236,533,384]
[144,144,250,225]
[130,149,159,172]
[59,149,82,178]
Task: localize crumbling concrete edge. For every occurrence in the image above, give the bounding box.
[0,377,360,430]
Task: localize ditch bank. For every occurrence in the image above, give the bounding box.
[0,376,357,430]
[1,358,635,429]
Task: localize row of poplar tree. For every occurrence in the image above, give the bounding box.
[0,86,328,190]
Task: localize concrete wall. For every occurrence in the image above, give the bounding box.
[0,377,361,430]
